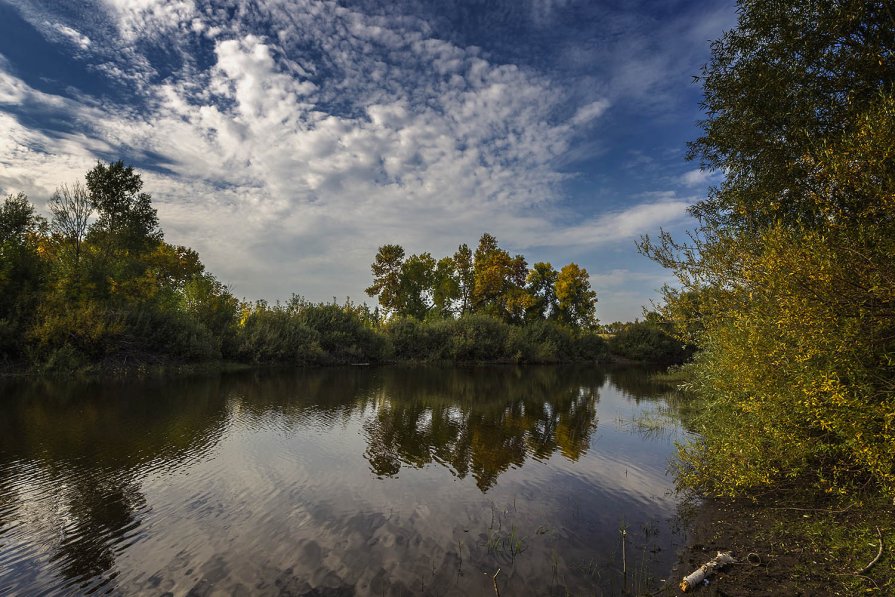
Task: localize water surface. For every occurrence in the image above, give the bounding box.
[0,366,688,595]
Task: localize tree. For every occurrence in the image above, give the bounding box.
[554,263,597,329]
[432,256,460,318]
[525,262,558,320]
[49,182,93,292]
[49,182,93,264]
[365,244,405,317]
[687,0,895,231]
[398,252,436,320]
[472,233,529,322]
[81,161,164,302]
[641,0,895,496]
[453,243,474,315]
[86,160,161,252]
[0,194,48,357]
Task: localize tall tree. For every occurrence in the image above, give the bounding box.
[86,160,161,252]
[432,256,460,318]
[49,182,93,292]
[365,244,405,317]
[554,263,597,329]
[642,0,895,496]
[453,243,474,315]
[472,233,529,322]
[83,161,163,301]
[687,0,895,231]
[525,262,558,320]
[398,252,436,320]
[0,194,47,356]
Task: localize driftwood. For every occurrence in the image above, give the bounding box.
[680,551,735,592]
[857,527,883,576]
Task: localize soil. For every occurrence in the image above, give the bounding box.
[653,494,894,597]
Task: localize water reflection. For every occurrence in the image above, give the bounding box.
[0,366,684,595]
[0,377,229,593]
[363,367,602,490]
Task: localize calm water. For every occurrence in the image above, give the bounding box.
[0,366,689,596]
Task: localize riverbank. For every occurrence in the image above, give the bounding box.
[637,368,895,596]
[658,491,894,595]
[1,349,678,381]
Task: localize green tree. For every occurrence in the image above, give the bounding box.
[432,256,460,318]
[525,262,558,320]
[554,263,597,329]
[0,193,48,357]
[687,0,894,230]
[398,252,436,320]
[82,161,163,302]
[365,244,405,317]
[472,233,529,322]
[86,160,161,252]
[453,243,474,315]
[642,0,895,496]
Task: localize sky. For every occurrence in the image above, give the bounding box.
[0,0,736,322]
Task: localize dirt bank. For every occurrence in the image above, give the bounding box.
[655,493,894,596]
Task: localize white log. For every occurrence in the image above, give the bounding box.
[680,551,735,592]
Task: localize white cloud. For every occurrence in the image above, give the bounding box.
[0,0,701,320]
[51,23,91,49]
[679,168,713,187]
[540,198,693,247]
[571,99,610,126]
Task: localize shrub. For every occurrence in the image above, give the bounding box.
[446,314,510,362]
[296,303,390,364]
[608,322,692,364]
[235,307,324,364]
[385,317,449,361]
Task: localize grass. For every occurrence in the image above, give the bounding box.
[486,526,528,561]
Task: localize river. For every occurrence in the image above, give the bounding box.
[0,365,689,595]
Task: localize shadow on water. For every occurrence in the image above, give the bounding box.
[0,365,684,596]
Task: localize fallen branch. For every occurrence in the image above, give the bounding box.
[680,551,735,592]
[492,568,501,597]
[857,527,883,576]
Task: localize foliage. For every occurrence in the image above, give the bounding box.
[5,162,608,372]
[235,301,324,364]
[385,316,451,361]
[291,298,391,364]
[525,262,558,321]
[642,0,895,496]
[365,244,405,317]
[365,234,599,328]
[0,194,48,359]
[445,313,511,361]
[607,320,692,364]
[555,263,598,329]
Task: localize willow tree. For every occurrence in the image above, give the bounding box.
[643,0,895,496]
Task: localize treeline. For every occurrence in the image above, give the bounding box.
[364,237,597,327]
[645,0,895,498]
[1,162,629,373]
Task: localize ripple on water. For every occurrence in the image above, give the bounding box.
[0,366,686,595]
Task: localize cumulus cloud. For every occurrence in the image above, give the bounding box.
[0,0,710,319]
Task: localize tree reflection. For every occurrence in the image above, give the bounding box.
[0,376,230,591]
[362,367,604,491]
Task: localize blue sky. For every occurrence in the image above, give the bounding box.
[0,0,735,322]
